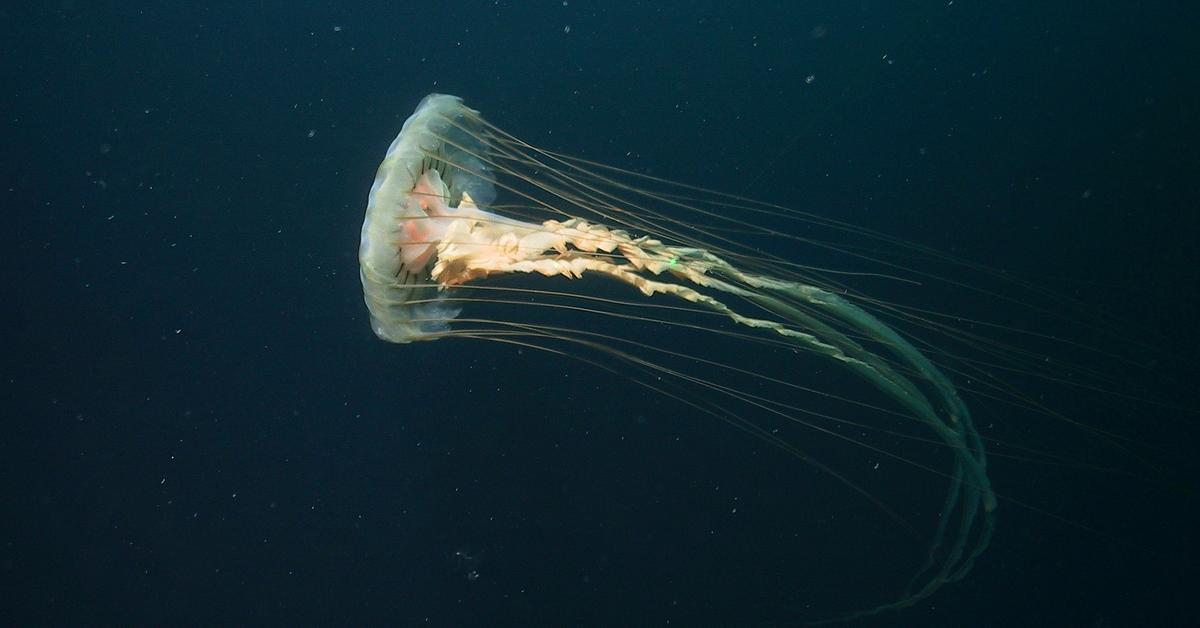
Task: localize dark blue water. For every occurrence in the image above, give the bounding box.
[4,2,1198,626]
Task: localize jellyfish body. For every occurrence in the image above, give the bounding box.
[358,94,996,620]
[359,94,496,342]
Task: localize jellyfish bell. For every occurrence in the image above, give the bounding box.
[358,94,497,342]
[356,93,1151,622]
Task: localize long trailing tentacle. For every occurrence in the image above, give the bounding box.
[429,210,995,618]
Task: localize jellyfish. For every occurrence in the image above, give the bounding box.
[359,94,996,620]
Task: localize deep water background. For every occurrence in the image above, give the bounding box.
[4,2,1199,627]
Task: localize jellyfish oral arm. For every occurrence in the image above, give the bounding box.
[433,215,678,287]
[433,215,847,355]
